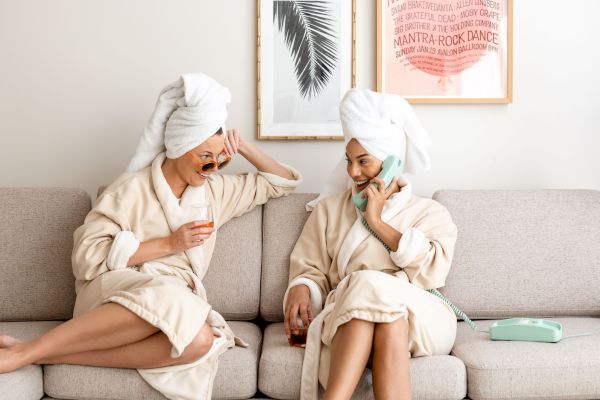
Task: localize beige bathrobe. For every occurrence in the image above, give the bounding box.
[72,152,301,400]
[285,183,458,399]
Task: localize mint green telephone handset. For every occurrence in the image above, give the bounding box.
[352,155,403,212]
[357,167,599,343]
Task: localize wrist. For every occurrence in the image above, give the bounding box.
[366,216,385,232]
[298,284,311,295]
[163,236,175,254]
[365,212,382,225]
[237,141,254,158]
[288,283,311,303]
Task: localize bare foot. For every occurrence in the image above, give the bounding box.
[0,335,21,349]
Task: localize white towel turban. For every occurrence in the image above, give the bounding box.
[306,89,431,210]
[127,72,231,172]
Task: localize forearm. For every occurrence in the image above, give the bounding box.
[127,237,173,267]
[368,219,402,252]
[239,142,294,179]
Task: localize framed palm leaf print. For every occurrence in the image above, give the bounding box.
[257,0,356,140]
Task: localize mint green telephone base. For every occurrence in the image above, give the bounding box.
[352,155,403,212]
[427,289,564,343]
[489,318,562,343]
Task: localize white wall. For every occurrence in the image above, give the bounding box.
[1,0,599,198]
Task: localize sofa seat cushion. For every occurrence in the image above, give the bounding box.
[44,321,262,400]
[0,321,62,400]
[259,323,467,399]
[452,318,600,400]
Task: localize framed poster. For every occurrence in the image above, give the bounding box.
[257,0,356,140]
[377,0,512,103]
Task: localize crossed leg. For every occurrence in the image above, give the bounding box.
[0,303,213,373]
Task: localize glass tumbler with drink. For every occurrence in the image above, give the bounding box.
[288,317,308,348]
[188,204,214,229]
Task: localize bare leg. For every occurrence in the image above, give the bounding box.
[36,323,214,369]
[323,319,375,400]
[0,303,159,373]
[372,318,411,400]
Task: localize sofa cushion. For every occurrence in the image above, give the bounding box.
[45,365,164,400]
[434,190,600,319]
[205,206,262,320]
[212,321,262,399]
[0,188,90,321]
[452,318,600,400]
[44,321,261,399]
[0,321,62,400]
[261,194,317,322]
[0,366,43,400]
[259,323,467,399]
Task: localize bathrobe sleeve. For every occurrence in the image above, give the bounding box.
[72,192,135,281]
[389,200,458,289]
[286,201,332,311]
[211,164,302,227]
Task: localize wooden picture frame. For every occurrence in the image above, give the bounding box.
[377,0,513,103]
[257,0,356,140]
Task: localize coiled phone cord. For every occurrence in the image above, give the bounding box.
[361,218,600,340]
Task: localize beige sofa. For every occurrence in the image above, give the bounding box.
[1,188,599,400]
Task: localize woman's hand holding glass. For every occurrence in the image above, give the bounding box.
[284,285,313,347]
[168,205,214,253]
[167,221,214,253]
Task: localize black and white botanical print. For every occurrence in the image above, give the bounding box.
[259,0,351,135]
[273,0,338,99]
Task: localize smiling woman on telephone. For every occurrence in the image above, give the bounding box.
[284,89,458,400]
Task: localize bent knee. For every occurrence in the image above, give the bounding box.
[179,324,214,364]
[377,317,409,338]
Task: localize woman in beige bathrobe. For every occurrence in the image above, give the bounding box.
[284,89,457,400]
[0,73,301,400]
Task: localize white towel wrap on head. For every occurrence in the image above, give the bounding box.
[127,72,231,172]
[306,89,431,211]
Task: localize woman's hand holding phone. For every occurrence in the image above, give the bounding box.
[363,176,400,225]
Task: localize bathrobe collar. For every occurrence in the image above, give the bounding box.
[336,179,413,280]
[151,152,209,278]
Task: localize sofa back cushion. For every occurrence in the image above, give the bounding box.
[261,194,317,322]
[205,205,262,320]
[434,190,600,319]
[0,188,90,321]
